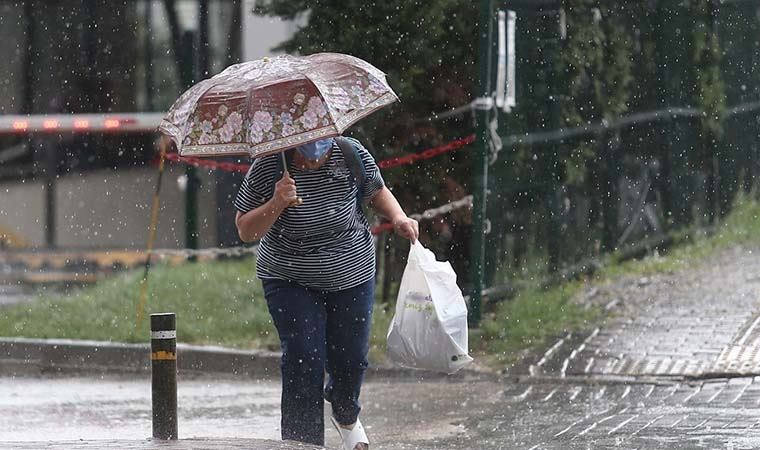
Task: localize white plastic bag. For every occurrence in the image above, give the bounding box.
[386,241,473,374]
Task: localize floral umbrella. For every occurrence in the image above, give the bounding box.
[158,52,398,158]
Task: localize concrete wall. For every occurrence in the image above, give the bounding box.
[0,166,222,249]
[0,180,46,246]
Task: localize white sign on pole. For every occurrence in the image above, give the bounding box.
[505,10,517,112]
[495,10,517,112]
[495,11,507,110]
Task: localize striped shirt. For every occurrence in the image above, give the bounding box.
[234,139,385,291]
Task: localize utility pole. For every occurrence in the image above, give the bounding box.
[180,0,212,253]
[469,0,494,327]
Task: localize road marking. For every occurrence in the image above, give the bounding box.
[730,379,752,404]
[721,418,738,429]
[738,315,760,346]
[632,414,664,435]
[577,406,633,438]
[686,418,709,431]
[542,388,558,402]
[569,386,583,402]
[620,386,631,399]
[683,384,703,403]
[707,385,726,404]
[574,421,598,438]
[607,415,638,435]
[670,414,688,428]
[511,386,533,402]
[561,329,599,378]
[531,334,570,376]
[554,418,586,437]
[664,383,681,400]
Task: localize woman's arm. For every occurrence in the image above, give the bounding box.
[369,186,419,242]
[235,171,297,242]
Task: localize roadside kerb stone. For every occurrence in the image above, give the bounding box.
[0,438,325,449]
[0,337,280,379]
[0,337,493,381]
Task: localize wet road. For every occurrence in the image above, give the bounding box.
[0,375,282,442]
[0,374,490,449]
[4,374,760,449]
[3,246,760,449]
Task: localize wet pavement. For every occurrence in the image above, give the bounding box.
[532,246,760,379]
[3,246,760,449]
[4,373,760,449]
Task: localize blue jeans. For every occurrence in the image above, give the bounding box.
[262,278,374,446]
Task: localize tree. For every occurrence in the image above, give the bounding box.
[254,0,480,288]
[558,1,633,251]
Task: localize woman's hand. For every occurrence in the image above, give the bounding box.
[236,172,297,242]
[392,216,419,243]
[272,171,298,211]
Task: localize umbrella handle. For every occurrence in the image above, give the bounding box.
[281,152,304,207]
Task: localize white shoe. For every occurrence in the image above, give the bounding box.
[330,416,369,450]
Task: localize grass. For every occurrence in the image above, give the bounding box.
[602,194,760,279]
[477,281,596,366]
[0,258,393,362]
[3,195,760,369]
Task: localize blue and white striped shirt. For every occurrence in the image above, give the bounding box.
[234,140,385,291]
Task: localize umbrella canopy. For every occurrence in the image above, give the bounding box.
[159,53,398,158]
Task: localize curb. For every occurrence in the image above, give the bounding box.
[0,337,496,382]
[0,337,280,379]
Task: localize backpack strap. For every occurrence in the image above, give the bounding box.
[335,136,366,207]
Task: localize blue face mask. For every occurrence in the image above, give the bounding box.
[296,138,334,161]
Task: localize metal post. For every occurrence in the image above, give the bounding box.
[151,313,178,440]
[44,139,56,249]
[179,30,199,252]
[144,0,154,111]
[469,0,494,327]
[182,0,210,252]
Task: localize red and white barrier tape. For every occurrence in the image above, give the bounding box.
[376,135,475,169]
[370,194,473,235]
[162,134,475,173]
[148,195,473,259]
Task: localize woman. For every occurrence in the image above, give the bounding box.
[234,136,418,450]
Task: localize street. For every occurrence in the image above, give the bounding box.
[4,246,760,449]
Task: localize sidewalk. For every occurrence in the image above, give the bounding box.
[527,245,760,380]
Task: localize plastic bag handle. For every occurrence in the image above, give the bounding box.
[410,240,437,265]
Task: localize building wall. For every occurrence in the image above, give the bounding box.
[242,0,299,61]
[0,180,46,246]
[0,165,221,249]
[0,1,294,250]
